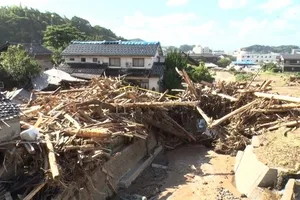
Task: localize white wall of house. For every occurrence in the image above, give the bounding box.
[236,51,279,63]
[64,55,159,69]
[149,77,160,91]
[125,77,160,91]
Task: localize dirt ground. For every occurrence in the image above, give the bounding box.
[255,128,300,170]
[119,145,243,200]
[213,71,300,97]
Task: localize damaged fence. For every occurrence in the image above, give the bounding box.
[1,69,300,199]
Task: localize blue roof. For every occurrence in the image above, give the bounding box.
[233,61,255,65]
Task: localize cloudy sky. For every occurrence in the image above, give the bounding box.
[1,0,299,50]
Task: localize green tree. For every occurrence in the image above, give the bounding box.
[43,24,85,50]
[163,51,214,92]
[217,57,231,68]
[188,62,214,83]
[163,50,187,91]
[0,45,41,86]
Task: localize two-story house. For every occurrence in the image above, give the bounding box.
[279,54,300,72]
[0,42,53,71]
[59,40,165,91]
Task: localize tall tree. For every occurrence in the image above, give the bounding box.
[163,50,187,91]
[0,45,41,86]
[43,24,85,50]
[217,58,231,68]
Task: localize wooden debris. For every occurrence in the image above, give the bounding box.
[45,134,60,180]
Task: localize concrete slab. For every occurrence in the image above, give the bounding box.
[281,179,295,200]
[118,145,163,189]
[235,145,277,197]
[251,136,260,148]
[234,150,244,172]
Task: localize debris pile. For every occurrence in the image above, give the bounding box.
[0,69,300,199]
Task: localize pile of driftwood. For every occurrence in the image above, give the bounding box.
[1,69,300,199]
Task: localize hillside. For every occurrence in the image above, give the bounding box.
[242,45,299,54]
[0,6,124,45]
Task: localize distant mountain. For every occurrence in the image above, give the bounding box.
[242,45,299,54]
[129,38,144,41]
[0,6,124,45]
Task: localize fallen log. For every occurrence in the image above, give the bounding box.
[254,92,300,103]
[33,88,86,95]
[211,91,238,102]
[64,128,111,138]
[196,106,212,125]
[45,134,60,180]
[209,100,256,128]
[267,120,300,131]
[111,101,199,108]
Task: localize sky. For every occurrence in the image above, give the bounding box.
[0,0,300,51]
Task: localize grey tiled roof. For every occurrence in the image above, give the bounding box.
[282,54,300,60]
[59,63,108,80]
[0,42,53,56]
[62,41,160,56]
[0,93,20,120]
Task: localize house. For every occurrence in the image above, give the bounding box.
[0,93,20,142]
[279,54,300,72]
[0,42,53,71]
[60,40,166,91]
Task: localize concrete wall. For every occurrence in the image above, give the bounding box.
[58,131,158,200]
[64,55,154,69]
[0,118,20,142]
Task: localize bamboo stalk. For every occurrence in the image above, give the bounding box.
[64,128,111,138]
[23,181,47,200]
[268,120,300,131]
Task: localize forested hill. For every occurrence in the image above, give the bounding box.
[0,6,124,45]
[242,45,299,54]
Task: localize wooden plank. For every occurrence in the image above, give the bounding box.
[210,101,256,128]
[112,101,199,108]
[254,92,300,103]
[23,181,47,200]
[45,134,60,180]
[196,106,212,125]
[64,114,81,129]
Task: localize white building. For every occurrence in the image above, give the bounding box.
[190,45,212,54]
[236,50,279,64]
[60,41,165,91]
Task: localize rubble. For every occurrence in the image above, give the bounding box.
[1,69,300,199]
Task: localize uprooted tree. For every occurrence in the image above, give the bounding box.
[0,45,41,88]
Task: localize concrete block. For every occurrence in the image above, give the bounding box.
[251,136,260,148]
[234,150,244,172]
[119,145,163,188]
[103,138,148,190]
[281,179,295,200]
[235,145,277,197]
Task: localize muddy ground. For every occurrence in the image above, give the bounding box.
[118,145,243,200]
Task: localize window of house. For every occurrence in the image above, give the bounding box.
[285,60,290,64]
[242,56,244,58]
[133,58,145,67]
[69,58,75,61]
[109,58,121,66]
[297,60,300,64]
[265,56,267,58]
[256,60,258,62]
[261,56,263,58]
[269,56,271,58]
[81,58,86,62]
[266,60,269,62]
[247,56,250,58]
[257,56,259,58]
[93,58,98,62]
